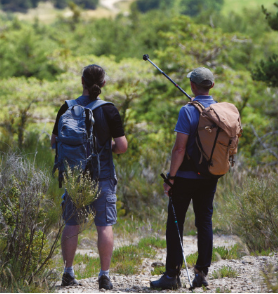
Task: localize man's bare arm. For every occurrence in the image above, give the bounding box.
[112,136,128,154]
[169,132,189,176]
[51,133,57,146]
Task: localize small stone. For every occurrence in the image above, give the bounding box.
[151,262,165,267]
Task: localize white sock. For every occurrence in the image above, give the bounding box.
[64,266,74,278]
[99,269,109,279]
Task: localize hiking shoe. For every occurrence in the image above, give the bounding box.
[150,273,181,290]
[192,268,208,288]
[61,272,82,286]
[98,274,113,290]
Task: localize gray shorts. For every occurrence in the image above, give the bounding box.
[62,177,117,226]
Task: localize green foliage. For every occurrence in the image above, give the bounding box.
[0,6,278,285]
[250,248,272,256]
[262,3,278,31]
[0,152,62,290]
[222,176,278,252]
[151,266,165,276]
[0,26,63,80]
[216,286,232,293]
[138,236,167,248]
[212,266,238,279]
[0,0,99,11]
[262,263,278,292]
[186,244,244,267]
[62,167,99,230]
[252,3,278,86]
[178,0,224,17]
[0,0,41,12]
[58,237,165,278]
[136,0,160,12]
[252,54,278,87]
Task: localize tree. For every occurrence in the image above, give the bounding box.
[76,0,98,9]
[136,0,160,12]
[252,3,278,87]
[178,0,224,17]
[52,0,99,9]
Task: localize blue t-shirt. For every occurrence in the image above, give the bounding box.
[175,95,217,179]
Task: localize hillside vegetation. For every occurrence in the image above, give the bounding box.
[0,0,278,291]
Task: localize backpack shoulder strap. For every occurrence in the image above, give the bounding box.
[86,99,114,111]
[188,101,205,113]
[65,100,78,108]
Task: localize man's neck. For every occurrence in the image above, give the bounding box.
[82,89,89,96]
[193,91,210,98]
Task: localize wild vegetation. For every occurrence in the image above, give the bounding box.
[0,0,99,12]
[0,0,278,291]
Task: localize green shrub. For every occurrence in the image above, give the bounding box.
[138,236,166,249]
[212,266,238,279]
[186,244,244,267]
[222,176,278,252]
[151,266,165,276]
[0,152,61,291]
[262,263,278,292]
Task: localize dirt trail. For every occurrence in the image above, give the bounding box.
[55,234,278,293]
[100,0,127,11]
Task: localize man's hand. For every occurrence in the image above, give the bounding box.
[163,180,174,197]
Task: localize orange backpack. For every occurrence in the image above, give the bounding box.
[187,101,243,178]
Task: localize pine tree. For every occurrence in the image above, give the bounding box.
[252,3,278,87]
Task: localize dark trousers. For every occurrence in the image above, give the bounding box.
[166,177,218,276]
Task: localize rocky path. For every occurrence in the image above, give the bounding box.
[56,235,278,293]
[100,0,121,11]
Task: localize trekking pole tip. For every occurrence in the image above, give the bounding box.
[143,54,149,61]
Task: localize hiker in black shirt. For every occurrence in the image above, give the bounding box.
[51,64,127,290]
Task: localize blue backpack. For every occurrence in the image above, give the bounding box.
[53,99,112,188]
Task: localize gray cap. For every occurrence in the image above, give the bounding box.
[187,67,214,86]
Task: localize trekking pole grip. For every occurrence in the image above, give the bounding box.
[160,173,173,188]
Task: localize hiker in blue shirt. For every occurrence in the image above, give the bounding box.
[51,64,128,290]
[151,67,218,290]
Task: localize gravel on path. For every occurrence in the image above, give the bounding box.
[55,235,277,293]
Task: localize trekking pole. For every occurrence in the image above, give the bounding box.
[160,173,193,290]
[143,54,192,101]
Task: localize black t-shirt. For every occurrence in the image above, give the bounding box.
[52,103,125,138]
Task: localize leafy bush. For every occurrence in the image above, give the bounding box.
[252,4,278,86]
[222,176,278,252]
[136,0,161,12]
[0,0,99,11]
[179,0,224,17]
[0,152,61,291]
[252,54,278,87]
